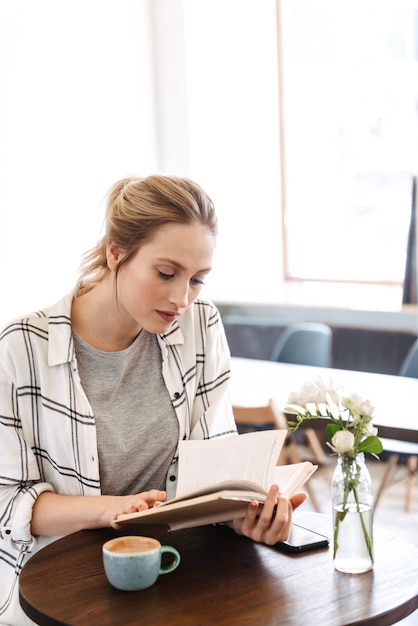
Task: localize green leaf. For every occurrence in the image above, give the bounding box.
[358,436,383,455]
[326,423,341,441]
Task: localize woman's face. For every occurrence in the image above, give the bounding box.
[109,222,216,334]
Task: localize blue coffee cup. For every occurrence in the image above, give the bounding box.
[102,535,180,591]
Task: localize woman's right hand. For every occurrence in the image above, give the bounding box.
[31,489,167,537]
[111,489,166,528]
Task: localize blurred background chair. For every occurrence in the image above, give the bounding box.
[270,322,333,474]
[233,399,324,512]
[374,338,418,512]
[269,322,332,367]
[399,337,418,378]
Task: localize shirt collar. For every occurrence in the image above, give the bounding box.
[47,290,186,366]
[47,291,76,366]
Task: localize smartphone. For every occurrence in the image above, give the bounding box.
[273,523,329,554]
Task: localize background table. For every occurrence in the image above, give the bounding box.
[230,357,418,443]
[20,512,418,626]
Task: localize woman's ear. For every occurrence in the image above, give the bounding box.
[106,241,124,271]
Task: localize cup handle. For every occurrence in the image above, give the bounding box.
[159,546,181,574]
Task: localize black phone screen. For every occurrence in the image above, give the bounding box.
[273,523,330,553]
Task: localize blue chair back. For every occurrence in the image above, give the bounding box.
[270,322,332,368]
[399,338,418,378]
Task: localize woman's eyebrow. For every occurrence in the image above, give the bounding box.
[156,258,212,273]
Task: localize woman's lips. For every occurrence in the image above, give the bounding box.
[157,310,179,323]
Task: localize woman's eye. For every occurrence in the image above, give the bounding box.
[158,271,175,280]
[191,277,205,286]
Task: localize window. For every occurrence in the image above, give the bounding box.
[278,0,418,285]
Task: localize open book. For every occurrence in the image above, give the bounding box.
[117,430,317,531]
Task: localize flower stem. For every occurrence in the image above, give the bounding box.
[353,485,374,563]
[334,456,374,564]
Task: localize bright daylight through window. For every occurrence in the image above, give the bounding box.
[279,0,418,285]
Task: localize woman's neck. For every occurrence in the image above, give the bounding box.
[71,278,141,352]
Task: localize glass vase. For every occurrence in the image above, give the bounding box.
[331,452,374,573]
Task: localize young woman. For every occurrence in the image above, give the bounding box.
[0,175,306,624]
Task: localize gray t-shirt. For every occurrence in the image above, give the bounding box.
[73,329,179,496]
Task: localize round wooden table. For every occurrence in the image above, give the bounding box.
[19,512,418,626]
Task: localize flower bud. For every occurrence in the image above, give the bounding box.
[363,423,378,437]
[331,430,355,454]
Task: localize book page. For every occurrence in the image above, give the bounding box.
[175,430,287,498]
[117,490,267,530]
[166,480,268,505]
[274,462,317,497]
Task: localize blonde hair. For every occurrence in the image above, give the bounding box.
[77,175,217,291]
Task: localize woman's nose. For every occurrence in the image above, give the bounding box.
[169,281,189,309]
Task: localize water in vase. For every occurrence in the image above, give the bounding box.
[333,503,373,574]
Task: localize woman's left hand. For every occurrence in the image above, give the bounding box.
[229,484,307,545]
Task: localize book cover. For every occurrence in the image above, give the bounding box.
[116,430,317,531]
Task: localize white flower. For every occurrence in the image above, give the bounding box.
[363,422,378,437]
[287,376,340,408]
[287,379,382,460]
[331,430,354,454]
[341,394,374,419]
[330,430,355,454]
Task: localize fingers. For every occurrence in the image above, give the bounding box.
[237,485,283,543]
[111,515,122,530]
[236,485,307,545]
[141,489,166,506]
[127,489,166,511]
[290,492,307,510]
[111,489,166,529]
[256,486,292,544]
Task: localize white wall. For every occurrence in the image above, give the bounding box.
[182,0,283,304]
[0,0,411,329]
[0,0,284,325]
[0,0,158,323]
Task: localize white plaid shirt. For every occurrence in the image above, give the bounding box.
[0,291,236,624]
